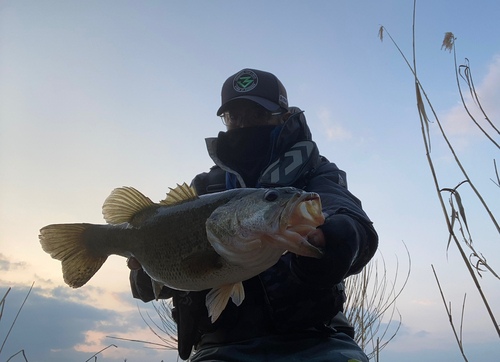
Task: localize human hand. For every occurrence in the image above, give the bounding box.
[127,257,142,270]
[306,228,326,249]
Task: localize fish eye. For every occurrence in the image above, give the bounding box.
[264,190,279,202]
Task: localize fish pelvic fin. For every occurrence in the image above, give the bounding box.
[102,187,155,224]
[205,282,245,323]
[39,223,107,288]
[159,183,199,206]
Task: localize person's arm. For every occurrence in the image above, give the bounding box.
[291,158,378,287]
[128,258,175,301]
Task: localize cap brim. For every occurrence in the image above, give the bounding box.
[216,96,281,116]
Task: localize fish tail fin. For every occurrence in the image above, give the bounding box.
[39,223,108,288]
[206,282,245,323]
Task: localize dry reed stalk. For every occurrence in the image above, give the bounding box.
[0,283,33,362]
[344,246,410,359]
[5,350,29,362]
[432,265,469,362]
[441,185,500,280]
[378,24,500,236]
[458,57,500,137]
[450,41,500,148]
[379,0,500,345]
[492,160,500,187]
[107,302,178,350]
[83,344,117,362]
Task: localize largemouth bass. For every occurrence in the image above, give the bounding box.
[39,184,325,321]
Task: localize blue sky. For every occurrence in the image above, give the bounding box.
[1,1,499,361]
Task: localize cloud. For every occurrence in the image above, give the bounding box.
[0,285,113,361]
[0,254,27,271]
[317,108,352,141]
[411,299,434,306]
[0,285,172,362]
[383,341,500,362]
[415,330,430,338]
[382,319,497,359]
[441,55,500,141]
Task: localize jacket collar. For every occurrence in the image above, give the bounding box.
[205,109,313,187]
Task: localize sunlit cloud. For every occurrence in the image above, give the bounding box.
[33,274,56,287]
[74,326,175,359]
[317,108,352,141]
[74,330,116,354]
[0,253,27,271]
[0,284,169,361]
[411,299,434,306]
[441,55,500,142]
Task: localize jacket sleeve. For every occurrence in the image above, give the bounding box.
[291,157,378,287]
[129,269,175,302]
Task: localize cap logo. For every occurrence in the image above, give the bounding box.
[233,69,258,92]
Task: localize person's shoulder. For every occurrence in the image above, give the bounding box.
[310,156,348,189]
[191,165,226,195]
[316,156,341,172]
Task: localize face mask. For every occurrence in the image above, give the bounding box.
[217,125,278,186]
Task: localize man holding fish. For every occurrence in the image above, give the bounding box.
[129,69,379,361]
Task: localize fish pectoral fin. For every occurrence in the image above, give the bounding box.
[102,187,155,224]
[181,250,223,278]
[152,280,165,301]
[205,282,245,323]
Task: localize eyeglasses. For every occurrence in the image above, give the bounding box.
[220,110,284,128]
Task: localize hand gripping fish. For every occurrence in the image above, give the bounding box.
[39,184,325,322]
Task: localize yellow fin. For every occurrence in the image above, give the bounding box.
[230,281,245,306]
[205,282,245,323]
[39,223,107,288]
[159,182,198,206]
[102,187,155,224]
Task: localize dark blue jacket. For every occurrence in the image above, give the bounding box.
[130,109,378,359]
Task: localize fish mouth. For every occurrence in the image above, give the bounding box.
[266,192,325,259]
[285,193,325,234]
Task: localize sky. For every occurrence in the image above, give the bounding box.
[0,0,499,361]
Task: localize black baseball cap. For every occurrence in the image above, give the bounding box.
[217,68,289,116]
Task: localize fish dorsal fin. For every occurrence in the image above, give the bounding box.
[102,187,155,224]
[159,182,199,206]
